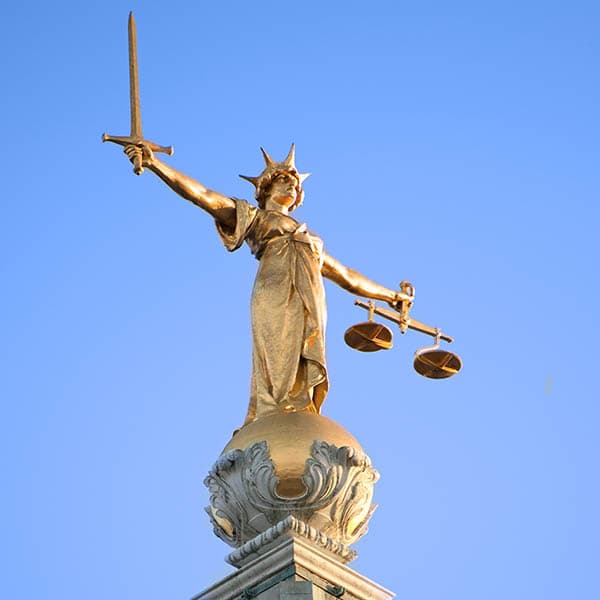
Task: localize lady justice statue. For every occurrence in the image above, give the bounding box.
[102,13,459,429]
[122,142,411,426]
[104,15,460,572]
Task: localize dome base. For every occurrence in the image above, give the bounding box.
[205,413,379,553]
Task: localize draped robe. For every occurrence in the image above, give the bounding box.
[216,199,328,423]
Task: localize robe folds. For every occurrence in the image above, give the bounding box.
[216,199,328,423]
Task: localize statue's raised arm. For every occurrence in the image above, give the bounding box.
[321,253,410,308]
[125,144,237,230]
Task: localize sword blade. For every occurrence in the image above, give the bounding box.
[128,11,142,138]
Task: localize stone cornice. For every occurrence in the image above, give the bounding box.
[193,528,395,600]
[226,515,356,567]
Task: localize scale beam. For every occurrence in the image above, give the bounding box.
[353,299,454,343]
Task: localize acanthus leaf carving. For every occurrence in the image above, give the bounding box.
[204,439,379,556]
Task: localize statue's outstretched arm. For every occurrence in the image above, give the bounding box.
[125,145,236,230]
[321,253,409,307]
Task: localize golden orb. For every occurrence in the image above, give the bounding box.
[222,412,364,497]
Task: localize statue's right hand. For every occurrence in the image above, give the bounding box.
[124,143,154,169]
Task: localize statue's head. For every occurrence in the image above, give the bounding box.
[240,144,310,211]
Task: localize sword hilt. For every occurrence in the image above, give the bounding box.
[133,152,144,176]
[102,133,174,175]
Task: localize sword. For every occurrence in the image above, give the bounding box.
[102,12,173,175]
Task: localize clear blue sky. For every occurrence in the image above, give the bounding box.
[2,2,599,599]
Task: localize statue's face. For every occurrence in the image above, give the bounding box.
[265,172,298,208]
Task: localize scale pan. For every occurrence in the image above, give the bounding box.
[344,322,393,352]
[414,349,462,379]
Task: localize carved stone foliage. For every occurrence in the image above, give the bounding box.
[204,441,379,551]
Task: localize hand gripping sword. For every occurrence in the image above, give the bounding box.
[102,12,173,174]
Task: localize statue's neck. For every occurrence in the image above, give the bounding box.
[264,198,290,215]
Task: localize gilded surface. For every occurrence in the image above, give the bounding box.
[217,201,328,421]
[103,13,455,425]
[120,144,409,424]
[222,412,363,487]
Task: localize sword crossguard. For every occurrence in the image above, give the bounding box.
[102,133,174,175]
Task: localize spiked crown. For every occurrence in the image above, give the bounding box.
[239,144,310,210]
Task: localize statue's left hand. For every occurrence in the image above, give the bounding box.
[387,290,412,310]
[387,294,401,310]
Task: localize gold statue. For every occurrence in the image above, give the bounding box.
[123,142,411,424]
[104,14,458,427]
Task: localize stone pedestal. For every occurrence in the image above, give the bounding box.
[198,412,394,599]
[193,525,395,600]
